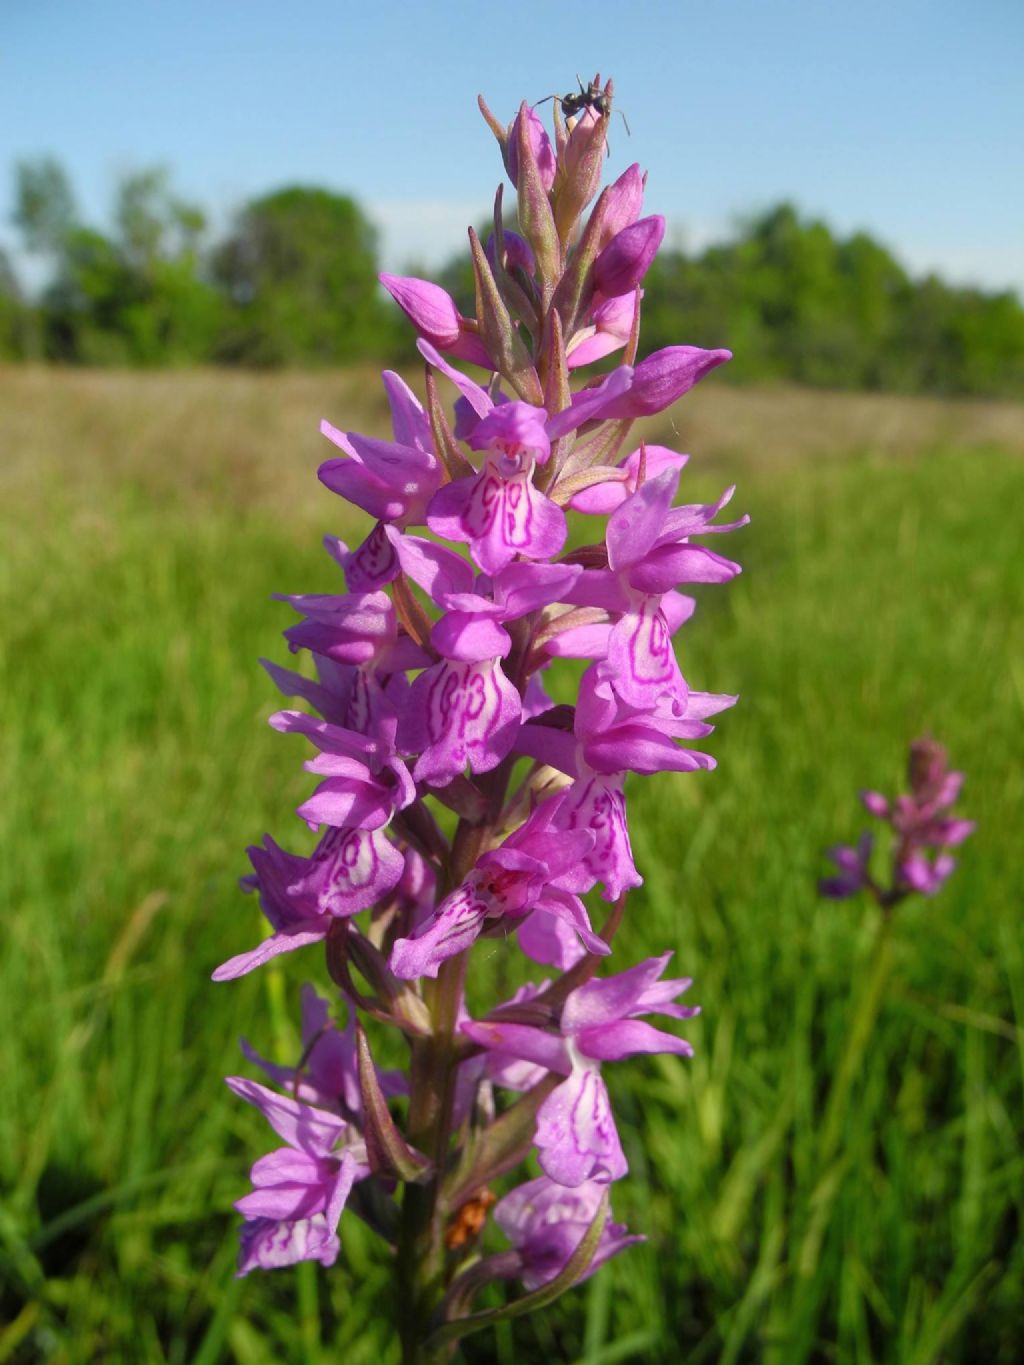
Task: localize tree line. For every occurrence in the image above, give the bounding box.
[2,158,1022,398]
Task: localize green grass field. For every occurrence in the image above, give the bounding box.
[2,369,1022,1364]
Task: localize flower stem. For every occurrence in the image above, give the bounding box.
[818,910,895,1166]
[398,805,487,1362]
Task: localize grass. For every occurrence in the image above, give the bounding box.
[1,367,1022,1364]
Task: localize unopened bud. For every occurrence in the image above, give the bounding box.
[592,216,664,298]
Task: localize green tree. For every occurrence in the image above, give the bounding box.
[13,157,77,256]
[213,186,393,365]
[109,168,224,364]
[20,161,224,365]
[0,248,28,359]
[638,204,1024,397]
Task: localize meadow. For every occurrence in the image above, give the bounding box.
[1,367,1023,1365]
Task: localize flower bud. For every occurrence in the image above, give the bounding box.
[592,216,665,298]
[553,107,608,239]
[597,345,731,419]
[511,104,561,292]
[597,163,645,249]
[908,737,948,798]
[506,105,556,192]
[380,273,460,345]
[486,227,536,278]
[380,273,492,369]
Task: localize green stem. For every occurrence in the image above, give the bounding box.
[397,806,496,1364]
[397,953,469,1364]
[818,911,895,1166]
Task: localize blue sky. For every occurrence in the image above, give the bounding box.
[3,0,1022,292]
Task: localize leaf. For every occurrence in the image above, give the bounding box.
[390,573,434,651]
[427,774,488,823]
[444,1074,561,1210]
[549,466,629,506]
[476,94,507,150]
[543,307,571,417]
[557,419,634,484]
[355,1026,433,1184]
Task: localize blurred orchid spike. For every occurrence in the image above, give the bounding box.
[821,738,974,907]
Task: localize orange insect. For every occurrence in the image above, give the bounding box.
[445,1188,497,1250]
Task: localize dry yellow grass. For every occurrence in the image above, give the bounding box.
[3,366,1021,527]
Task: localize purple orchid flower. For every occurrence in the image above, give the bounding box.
[379,273,492,369]
[566,289,641,370]
[241,985,406,1119]
[463,954,698,1185]
[429,399,564,575]
[870,738,976,887]
[400,656,522,790]
[390,533,581,787]
[569,444,688,515]
[589,344,732,420]
[477,981,552,1092]
[517,667,736,898]
[391,531,582,665]
[277,589,418,669]
[318,371,443,590]
[820,832,875,900]
[269,709,415,832]
[390,801,609,980]
[562,469,746,712]
[494,1176,642,1289]
[271,586,428,740]
[217,84,747,1322]
[822,739,974,904]
[262,643,410,749]
[227,1076,368,1276]
[418,339,633,575]
[212,826,406,981]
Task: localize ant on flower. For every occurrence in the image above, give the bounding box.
[538,73,631,135]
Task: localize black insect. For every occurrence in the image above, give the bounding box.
[538,73,630,135]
